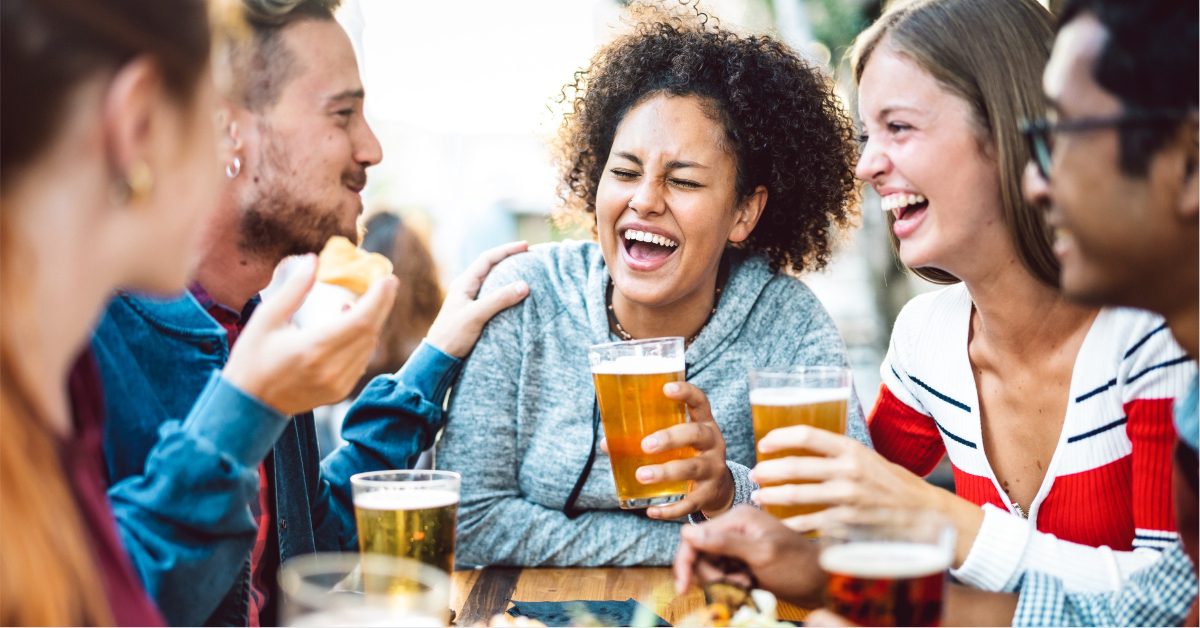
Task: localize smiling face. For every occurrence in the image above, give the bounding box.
[596,94,763,313]
[855,44,1007,280]
[1023,14,1197,310]
[235,18,382,259]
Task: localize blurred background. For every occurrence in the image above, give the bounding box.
[331,0,1055,485]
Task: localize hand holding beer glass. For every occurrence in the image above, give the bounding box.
[351,470,460,575]
[589,337,695,509]
[749,367,851,520]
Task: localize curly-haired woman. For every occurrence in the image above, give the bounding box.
[437,2,867,567]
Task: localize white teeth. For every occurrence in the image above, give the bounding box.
[623,229,678,248]
[880,193,928,212]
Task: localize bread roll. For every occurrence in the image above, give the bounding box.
[316,236,393,296]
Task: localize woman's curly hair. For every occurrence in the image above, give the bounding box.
[554,1,859,274]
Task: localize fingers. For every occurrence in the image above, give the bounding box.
[648,498,697,521]
[317,275,397,342]
[753,480,856,509]
[750,456,844,485]
[256,254,317,327]
[468,280,529,321]
[599,437,609,454]
[639,455,710,486]
[757,424,853,457]
[643,421,715,454]
[780,505,855,534]
[663,382,714,423]
[673,532,701,594]
[805,609,857,627]
[456,241,529,298]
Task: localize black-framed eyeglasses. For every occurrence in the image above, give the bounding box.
[1020,109,1192,180]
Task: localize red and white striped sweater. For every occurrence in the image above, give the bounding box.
[870,285,1195,592]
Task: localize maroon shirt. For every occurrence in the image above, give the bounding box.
[190,283,277,627]
[66,350,165,626]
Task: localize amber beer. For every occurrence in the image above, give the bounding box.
[589,337,692,509]
[351,471,460,575]
[749,367,851,519]
[820,541,951,627]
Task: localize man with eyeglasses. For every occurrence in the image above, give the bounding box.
[1013,0,1198,623]
[671,0,1197,626]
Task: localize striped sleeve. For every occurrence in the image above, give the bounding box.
[870,323,946,476]
[1121,316,1196,551]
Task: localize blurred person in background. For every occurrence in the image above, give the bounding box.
[438,0,865,568]
[676,0,1198,625]
[746,0,1193,594]
[0,0,224,623]
[89,0,528,624]
[313,210,444,458]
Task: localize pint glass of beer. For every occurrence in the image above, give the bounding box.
[351,470,460,575]
[589,336,693,509]
[749,366,851,520]
[819,510,956,627]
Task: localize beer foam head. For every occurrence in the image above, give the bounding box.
[354,489,460,511]
[590,354,684,375]
[750,386,851,406]
[819,542,951,579]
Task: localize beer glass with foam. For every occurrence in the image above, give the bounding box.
[351,470,460,575]
[589,336,693,509]
[819,510,956,627]
[749,366,851,519]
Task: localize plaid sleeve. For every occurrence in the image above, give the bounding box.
[1013,541,1198,626]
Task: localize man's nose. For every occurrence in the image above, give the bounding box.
[1021,160,1050,209]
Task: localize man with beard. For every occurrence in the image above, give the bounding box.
[90,0,530,625]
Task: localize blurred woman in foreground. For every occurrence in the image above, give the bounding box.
[0,0,230,623]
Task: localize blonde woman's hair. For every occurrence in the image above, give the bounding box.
[850,0,1057,286]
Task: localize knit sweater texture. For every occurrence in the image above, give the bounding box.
[439,241,868,567]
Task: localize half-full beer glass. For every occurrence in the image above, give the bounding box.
[589,336,692,509]
[351,470,460,575]
[749,366,851,519]
[819,510,955,627]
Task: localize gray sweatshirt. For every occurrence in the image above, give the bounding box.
[440,241,868,567]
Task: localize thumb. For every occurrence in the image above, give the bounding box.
[256,255,317,326]
[469,281,529,323]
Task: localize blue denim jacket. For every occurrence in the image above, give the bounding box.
[92,290,461,626]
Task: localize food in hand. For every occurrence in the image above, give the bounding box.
[316,235,393,296]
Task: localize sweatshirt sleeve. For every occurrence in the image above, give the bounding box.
[952,504,1165,593]
[321,341,463,524]
[438,279,683,567]
[107,373,288,626]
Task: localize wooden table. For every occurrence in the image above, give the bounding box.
[451,567,809,626]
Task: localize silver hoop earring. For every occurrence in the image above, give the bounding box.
[225,156,241,179]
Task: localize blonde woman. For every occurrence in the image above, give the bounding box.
[749,0,1194,594]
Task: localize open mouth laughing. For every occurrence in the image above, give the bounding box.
[881,192,929,239]
[619,225,679,271]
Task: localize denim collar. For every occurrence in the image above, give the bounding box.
[114,290,225,340]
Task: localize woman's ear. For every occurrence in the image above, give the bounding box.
[101,56,164,205]
[728,185,768,243]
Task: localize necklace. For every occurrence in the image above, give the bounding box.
[605,257,728,347]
